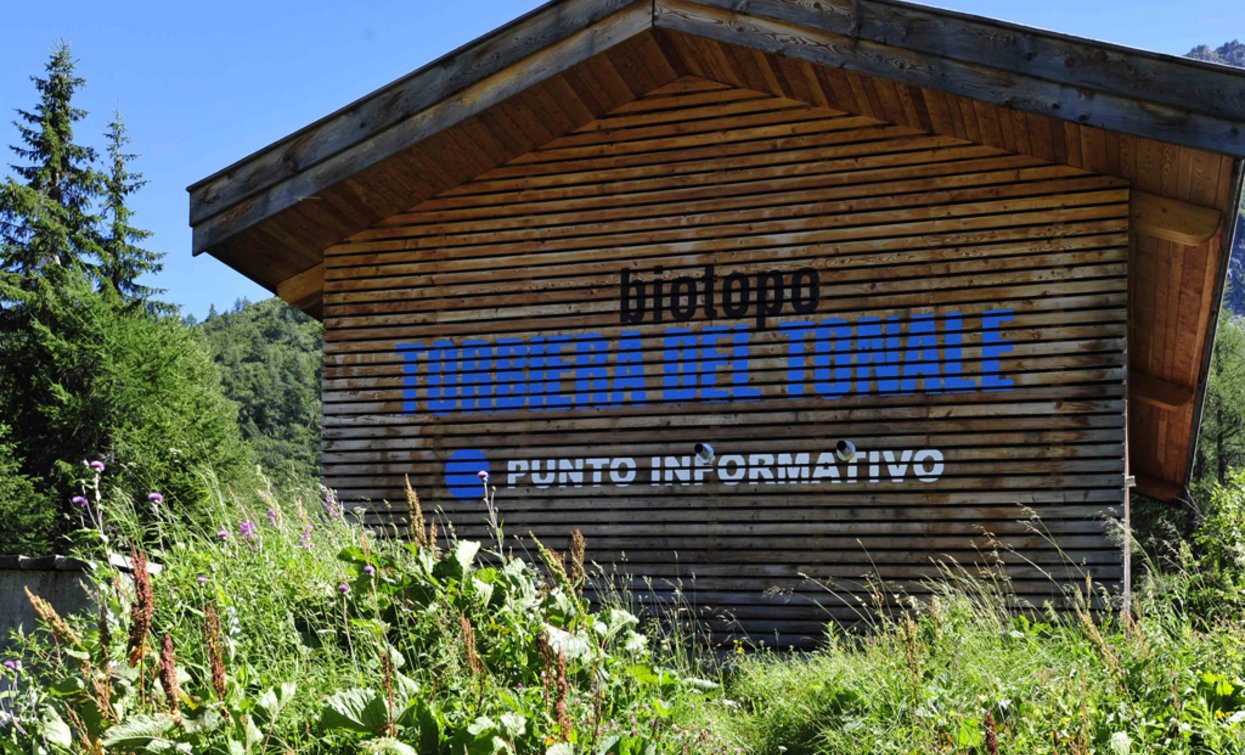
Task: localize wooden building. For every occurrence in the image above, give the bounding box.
[189,0,1245,643]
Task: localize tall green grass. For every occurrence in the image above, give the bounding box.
[8,468,1245,753]
[700,536,1245,753]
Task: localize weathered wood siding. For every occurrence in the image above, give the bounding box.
[321,77,1128,643]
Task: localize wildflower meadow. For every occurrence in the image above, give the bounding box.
[3,461,1245,752]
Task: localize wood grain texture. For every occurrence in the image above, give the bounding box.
[320,79,1128,644]
[652,30,1238,498]
[1131,191,1222,246]
[653,0,1245,157]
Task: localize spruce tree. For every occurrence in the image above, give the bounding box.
[99,112,165,309]
[0,42,102,278]
[0,43,256,553]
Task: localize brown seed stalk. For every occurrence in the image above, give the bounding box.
[569,529,586,594]
[460,613,483,679]
[127,549,153,667]
[381,650,397,737]
[538,634,553,711]
[204,603,227,700]
[25,587,81,646]
[158,634,180,721]
[405,475,427,549]
[530,533,569,587]
[95,601,114,721]
[555,648,570,741]
[983,710,999,755]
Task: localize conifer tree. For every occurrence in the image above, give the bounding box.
[0,42,102,278]
[99,112,166,309]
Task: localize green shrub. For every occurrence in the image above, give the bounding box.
[0,422,51,556]
[2,473,725,753]
[0,270,254,549]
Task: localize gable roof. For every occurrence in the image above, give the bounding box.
[188,0,1245,501]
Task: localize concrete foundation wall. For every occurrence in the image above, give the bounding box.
[0,557,94,650]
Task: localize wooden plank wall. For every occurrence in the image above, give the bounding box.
[320,77,1128,645]
[653,31,1237,493]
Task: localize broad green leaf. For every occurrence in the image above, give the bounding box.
[623,631,648,655]
[321,688,390,734]
[454,541,481,573]
[100,713,176,748]
[337,545,367,564]
[472,577,495,607]
[48,675,86,696]
[467,716,497,737]
[180,706,226,734]
[599,609,638,642]
[361,738,418,755]
[625,664,659,686]
[387,645,406,671]
[244,714,264,746]
[547,743,576,755]
[398,698,442,752]
[499,712,526,739]
[39,706,73,751]
[545,625,592,660]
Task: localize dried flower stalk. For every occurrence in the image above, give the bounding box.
[381,649,397,737]
[25,586,80,646]
[530,533,569,587]
[204,602,227,700]
[96,601,114,721]
[555,648,570,741]
[460,613,483,679]
[127,549,153,667]
[569,529,586,594]
[158,634,180,721]
[405,475,427,549]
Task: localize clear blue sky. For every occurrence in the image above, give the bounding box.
[1,1,1242,319]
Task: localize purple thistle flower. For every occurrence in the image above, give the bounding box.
[363,565,375,576]
[89,460,105,473]
[239,519,258,543]
[2,659,20,672]
[300,525,313,550]
[216,528,230,540]
[478,469,489,481]
[197,575,208,585]
[324,496,342,519]
[70,495,88,507]
[338,583,350,594]
[147,492,164,504]
[266,508,278,527]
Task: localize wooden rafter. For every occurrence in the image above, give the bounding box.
[276,263,325,312]
[1131,192,1222,246]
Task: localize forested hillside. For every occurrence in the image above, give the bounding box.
[194,298,322,480]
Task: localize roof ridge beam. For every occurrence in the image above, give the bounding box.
[681,0,1245,124]
[652,0,1245,158]
[190,0,654,240]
